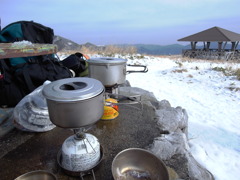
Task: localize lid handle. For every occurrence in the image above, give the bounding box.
[59,82,87,91]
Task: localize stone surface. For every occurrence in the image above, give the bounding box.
[155,104,188,136]
[0,108,14,137]
[0,89,162,180]
[119,87,214,180]
[0,86,214,180]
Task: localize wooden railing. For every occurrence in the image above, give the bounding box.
[182,49,240,61]
[0,43,57,59]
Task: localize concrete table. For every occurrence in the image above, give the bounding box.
[0,103,161,180]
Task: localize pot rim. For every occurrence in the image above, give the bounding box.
[14,170,57,180]
[42,77,104,101]
[88,57,127,64]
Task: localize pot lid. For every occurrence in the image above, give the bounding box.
[42,77,104,101]
[88,57,127,64]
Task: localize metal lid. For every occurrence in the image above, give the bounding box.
[88,57,127,64]
[42,77,104,101]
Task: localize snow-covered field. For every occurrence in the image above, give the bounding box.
[59,53,240,180]
[124,55,240,180]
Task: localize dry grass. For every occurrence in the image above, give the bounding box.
[235,69,240,80]
[172,69,188,73]
[226,87,240,92]
[165,55,240,63]
[58,45,137,56]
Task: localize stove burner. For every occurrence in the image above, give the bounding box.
[105,84,119,94]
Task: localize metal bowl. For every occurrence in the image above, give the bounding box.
[14,170,57,180]
[112,148,169,180]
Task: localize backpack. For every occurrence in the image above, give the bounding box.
[0,21,72,107]
[0,20,53,43]
[0,20,54,66]
[61,52,89,77]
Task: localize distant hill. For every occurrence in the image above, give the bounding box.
[53,35,240,55]
[117,44,191,55]
[53,35,104,52]
[117,43,240,55]
[53,35,80,51]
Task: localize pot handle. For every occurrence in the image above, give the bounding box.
[126,64,148,74]
[80,169,96,180]
[106,93,142,105]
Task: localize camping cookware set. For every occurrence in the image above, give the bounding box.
[26,57,169,179]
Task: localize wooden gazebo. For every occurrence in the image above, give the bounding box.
[178,27,240,60]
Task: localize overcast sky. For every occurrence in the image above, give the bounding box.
[1,0,240,45]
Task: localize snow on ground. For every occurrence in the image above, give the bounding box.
[124,55,240,180]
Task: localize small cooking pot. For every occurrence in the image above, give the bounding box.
[112,148,169,180]
[42,77,104,128]
[87,57,148,87]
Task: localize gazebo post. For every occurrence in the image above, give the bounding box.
[207,42,210,50]
[235,41,239,49]
[191,42,194,50]
[191,41,197,50]
[231,42,236,51]
[223,42,227,50]
[218,42,222,52]
[235,41,239,59]
[217,42,223,60]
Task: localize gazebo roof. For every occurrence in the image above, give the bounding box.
[178,26,240,42]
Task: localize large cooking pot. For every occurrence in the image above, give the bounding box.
[112,148,169,180]
[87,57,148,87]
[42,77,104,128]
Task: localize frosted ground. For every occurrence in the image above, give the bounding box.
[124,55,240,180]
[59,53,240,180]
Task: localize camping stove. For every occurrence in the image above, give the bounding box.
[61,128,101,172]
[57,127,104,179]
[42,77,105,179]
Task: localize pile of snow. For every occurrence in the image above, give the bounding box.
[125,55,240,180]
[11,40,33,47]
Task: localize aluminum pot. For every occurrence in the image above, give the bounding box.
[15,170,57,180]
[42,77,104,128]
[88,57,147,87]
[112,148,169,180]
